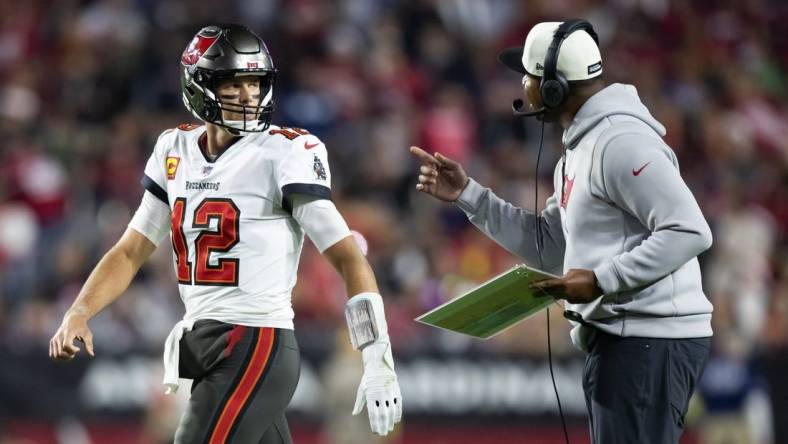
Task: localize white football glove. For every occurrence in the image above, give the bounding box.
[345,292,403,435]
[353,341,403,435]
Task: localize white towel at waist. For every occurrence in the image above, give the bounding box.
[162,318,196,394]
[162,314,295,394]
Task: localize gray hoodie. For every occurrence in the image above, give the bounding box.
[456,83,713,349]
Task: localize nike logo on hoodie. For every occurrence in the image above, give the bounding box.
[632,162,651,176]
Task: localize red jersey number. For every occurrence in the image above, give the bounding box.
[171,198,240,286]
[268,126,309,140]
[171,198,193,284]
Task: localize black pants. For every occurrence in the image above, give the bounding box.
[763,347,788,443]
[583,330,711,444]
[174,320,300,444]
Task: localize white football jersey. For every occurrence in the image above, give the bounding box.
[141,123,332,329]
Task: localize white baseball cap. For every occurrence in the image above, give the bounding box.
[498,21,603,81]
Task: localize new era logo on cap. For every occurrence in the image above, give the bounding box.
[587,61,602,75]
[536,62,544,71]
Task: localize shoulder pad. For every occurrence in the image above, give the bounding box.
[154,127,177,148]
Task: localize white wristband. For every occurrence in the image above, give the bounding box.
[345,292,388,350]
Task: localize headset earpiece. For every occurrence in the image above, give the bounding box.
[540,76,569,109]
[540,19,596,110]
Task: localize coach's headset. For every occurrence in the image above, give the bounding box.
[511,19,600,116]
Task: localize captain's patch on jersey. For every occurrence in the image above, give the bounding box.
[313,154,326,180]
[166,156,181,180]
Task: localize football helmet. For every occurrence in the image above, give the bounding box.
[180,24,276,134]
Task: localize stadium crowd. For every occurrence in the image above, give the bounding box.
[1,0,786,443]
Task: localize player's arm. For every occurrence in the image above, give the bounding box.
[290,195,402,436]
[322,236,378,294]
[49,191,169,361]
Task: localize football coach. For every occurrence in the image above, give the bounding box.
[410,20,714,443]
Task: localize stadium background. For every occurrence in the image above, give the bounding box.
[1,0,787,443]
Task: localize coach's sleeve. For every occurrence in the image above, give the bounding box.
[455,178,566,275]
[591,135,712,294]
[275,136,332,213]
[140,129,175,205]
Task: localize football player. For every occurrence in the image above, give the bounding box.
[50,24,402,443]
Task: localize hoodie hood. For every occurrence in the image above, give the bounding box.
[563,83,666,149]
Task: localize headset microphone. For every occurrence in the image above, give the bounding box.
[512,99,546,117]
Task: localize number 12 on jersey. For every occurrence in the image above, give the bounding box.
[171,197,241,286]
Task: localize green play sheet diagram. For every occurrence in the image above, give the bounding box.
[416,265,558,339]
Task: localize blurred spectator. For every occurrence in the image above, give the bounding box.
[1,0,786,442]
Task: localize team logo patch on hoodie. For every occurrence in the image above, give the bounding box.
[561,175,575,209]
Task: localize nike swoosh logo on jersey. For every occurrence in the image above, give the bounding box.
[304,141,320,150]
[632,162,651,176]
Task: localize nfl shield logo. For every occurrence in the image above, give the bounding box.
[202,165,214,177]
